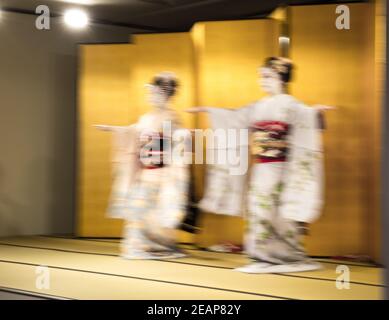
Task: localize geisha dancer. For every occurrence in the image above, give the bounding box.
[187,57,329,273]
[96,72,190,260]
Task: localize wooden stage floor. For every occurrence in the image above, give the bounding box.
[0,236,384,300]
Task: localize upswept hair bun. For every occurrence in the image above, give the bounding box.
[151,71,179,97]
[264,57,294,83]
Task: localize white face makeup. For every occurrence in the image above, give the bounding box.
[258,67,284,96]
[146,84,169,109]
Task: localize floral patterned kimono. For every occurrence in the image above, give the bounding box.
[107,109,189,260]
[200,93,324,268]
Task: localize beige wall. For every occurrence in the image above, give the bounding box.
[0,12,134,237]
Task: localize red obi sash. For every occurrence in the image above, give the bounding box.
[139,132,170,169]
[250,120,290,163]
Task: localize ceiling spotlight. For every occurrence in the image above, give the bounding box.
[64,9,89,28]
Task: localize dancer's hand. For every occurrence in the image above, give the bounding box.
[185,107,208,113]
[94,125,115,131]
[312,105,335,130]
[313,105,336,112]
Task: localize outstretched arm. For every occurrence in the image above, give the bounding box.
[94,125,130,132]
[185,107,210,113]
[312,105,336,130]
[185,106,248,113]
[186,103,255,131]
[312,104,336,111]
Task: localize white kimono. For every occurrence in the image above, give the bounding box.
[200,94,324,264]
[106,109,190,260]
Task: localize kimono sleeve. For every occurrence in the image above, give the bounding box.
[199,104,253,217]
[279,102,324,223]
[107,125,140,219]
[205,104,252,131]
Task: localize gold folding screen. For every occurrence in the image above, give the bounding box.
[289,3,381,257]
[77,19,280,239]
[77,44,132,236]
[77,4,382,258]
[77,33,196,237]
[191,19,281,247]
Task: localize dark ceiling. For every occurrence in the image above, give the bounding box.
[3,0,364,32]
